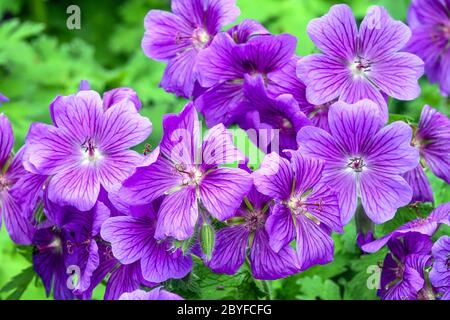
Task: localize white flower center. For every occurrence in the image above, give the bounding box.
[347,157,366,173]
[286,196,322,225]
[81,138,103,165]
[349,57,371,78]
[0,174,10,192]
[192,28,210,48]
[177,165,203,186]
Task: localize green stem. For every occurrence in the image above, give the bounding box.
[355,200,374,237]
[263,280,274,300]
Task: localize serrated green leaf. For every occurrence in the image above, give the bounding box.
[296,275,341,300]
[0,266,35,300]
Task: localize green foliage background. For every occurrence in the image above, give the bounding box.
[0,0,448,300]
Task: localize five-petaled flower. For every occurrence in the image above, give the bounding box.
[141,0,240,98]
[297,99,420,224]
[403,105,450,202]
[253,150,342,271]
[207,174,300,279]
[23,88,152,211]
[297,4,424,121]
[406,0,450,96]
[120,103,253,241]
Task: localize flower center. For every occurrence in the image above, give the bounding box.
[0,174,10,192]
[37,237,62,254]
[385,260,405,291]
[275,116,294,133]
[347,157,366,173]
[350,57,371,77]
[286,196,322,225]
[244,210,265,231]
[192,28,210,48]
[177,165,203,186]
[81,138,103,164]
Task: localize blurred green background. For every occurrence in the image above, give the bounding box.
[0,0,448,300]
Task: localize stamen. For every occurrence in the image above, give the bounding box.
[286,196,323,225]
[176,165,203,186]
[0,174,10,191]
[81,137,102,164]
[244,210,265,231]
[143,144,152,156]
[347,157,366,173]
[277,117,294,133]
[350,56,371,77]
[37,237,62,254]
[192,28,210,48]
[66,240,74,254]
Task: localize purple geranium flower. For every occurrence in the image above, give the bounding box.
[120,103,253,241]
[32,227,75,300]
[195,31,297,127]
[33,196,110,299]
[208,179,300,280]
[406,0,450,95]
[297,4,424,121]
[0,114,39,244]
[297,99,419,224]
[44,198,110,295]
[80,242,156,300]
[119,288,183,300]
[430,235,450,300]
[253,150,342,270]
[403,105,450,202]
[362,202,450,253]
[378,232,432,300]
[101,204,193,284]
[23,88,152,211]
[141,0,240,98]
[238,74,311,153]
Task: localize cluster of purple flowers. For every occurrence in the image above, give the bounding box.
[0,0,449,301]
[363,203,450,300]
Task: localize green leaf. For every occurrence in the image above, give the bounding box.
[296,275,341,300]
[343,250,387,300]
[427,171,450,205]
[168,256,265,300]
[0,266,36,300]
[388,113,415,124]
